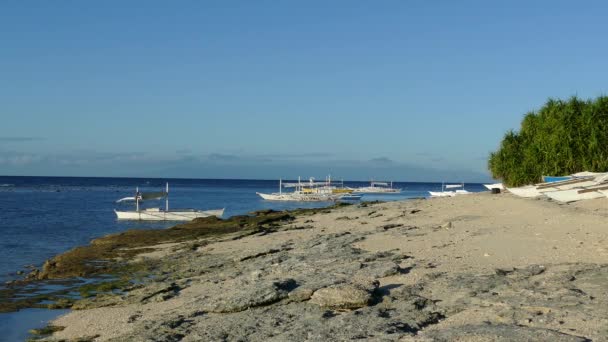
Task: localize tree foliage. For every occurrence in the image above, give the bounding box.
[488,96,608,186]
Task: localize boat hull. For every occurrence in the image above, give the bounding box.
[256,192,341,202]
[428,191,454,197]
[483,183,504,190]
[115,208,224,221]
[544,189,606,203]
[506,186,541,197]
[542,176,572,183]
[354,187,401,194]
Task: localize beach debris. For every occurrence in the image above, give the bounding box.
[410,209,422,214]
[442,221,453,229]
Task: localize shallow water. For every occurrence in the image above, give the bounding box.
[0,176,486,339]
[0,308,69,342]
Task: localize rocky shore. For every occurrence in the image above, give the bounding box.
[30,193,608,341]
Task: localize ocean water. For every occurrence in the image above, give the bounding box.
[0,176,486,340]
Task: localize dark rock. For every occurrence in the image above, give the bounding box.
[495,267,516,276]
[420,324,591,341]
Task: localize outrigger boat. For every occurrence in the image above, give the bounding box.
[353,181,401,194]
[507,174,606,198]
[429,183,470,197]
[257,177,348,202]
[483,183,504,191]
[115,183,224,221]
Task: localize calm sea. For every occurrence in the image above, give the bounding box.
[0,176,486,341]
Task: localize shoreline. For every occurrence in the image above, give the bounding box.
[16,193,608,340]
[1,204,348,339]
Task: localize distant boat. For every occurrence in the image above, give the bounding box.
[338,193,363,201]
[429,183,470,197]
[115,183,224,221]
[353,181,401,194]
[257,177,346,202]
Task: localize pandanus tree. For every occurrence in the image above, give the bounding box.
[488,96,608,187]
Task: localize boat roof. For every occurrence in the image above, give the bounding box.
[283,182,329,188]
[140,191,168,200]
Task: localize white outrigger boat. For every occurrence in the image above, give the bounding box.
[543,185,608,203]
[507,173,607,198]
[353,181,401,194]
[257,177,347,202]
[483,183,504,191]
[429,183,470,197]
[115,183,224,221]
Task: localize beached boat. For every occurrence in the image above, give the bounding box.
[507,174,605,198]
[353,181,401,194]
[544,184,608,203]
[542,176,572,183]
[257,178,345,202]
[429,183,470,197]
[115,183,224,221]
[506,185,540,198]
[483,183,504,191]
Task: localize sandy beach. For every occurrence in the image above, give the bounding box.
[39,193,608,341]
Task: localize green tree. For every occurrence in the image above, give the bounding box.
[488,96,608,186]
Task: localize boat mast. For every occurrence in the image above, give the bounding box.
[279,178,282,195]
[166,182,169,212]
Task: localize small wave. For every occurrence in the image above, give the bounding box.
[0,184,14,187]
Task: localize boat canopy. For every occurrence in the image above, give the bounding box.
[140,191,168,200]
[282,182,328,188]
[116,196,137,203]
[372,182,389,186]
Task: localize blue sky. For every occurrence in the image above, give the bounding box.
[1,1,607,181]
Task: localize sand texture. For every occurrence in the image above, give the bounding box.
[42,193,608,341]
